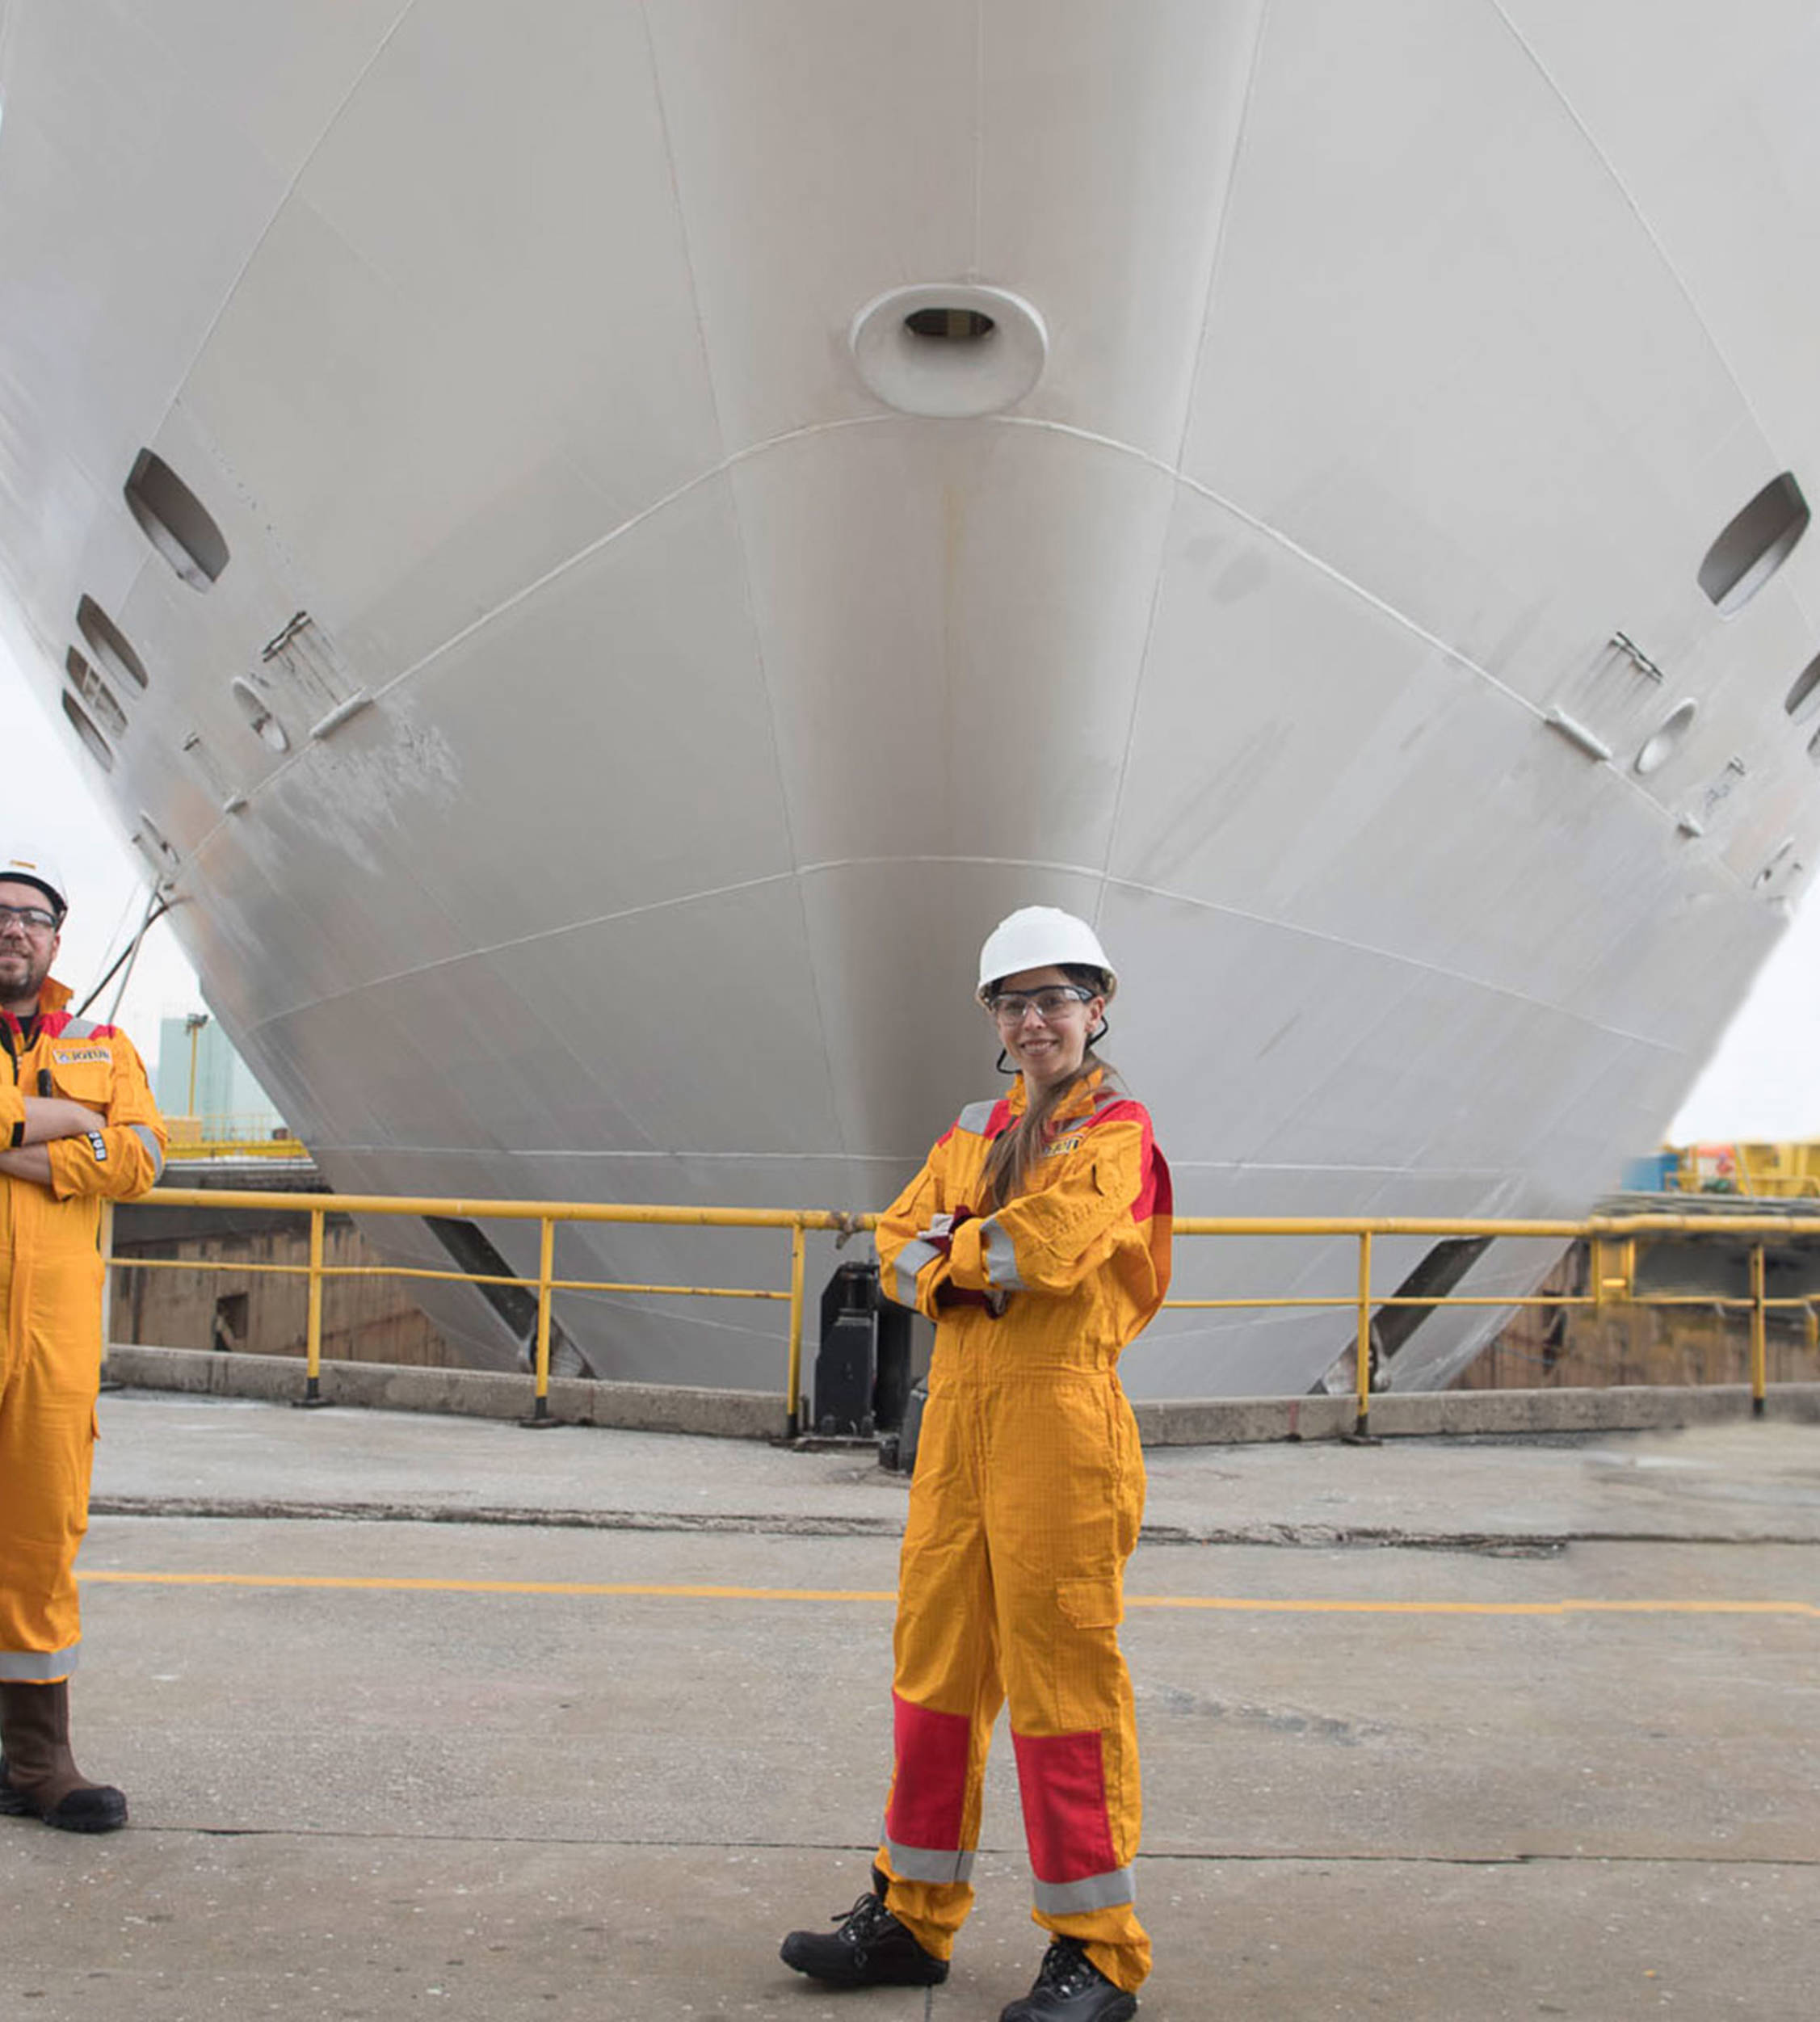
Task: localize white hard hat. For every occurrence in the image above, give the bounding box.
[0,847,68,917]
[977,906,1117,1003]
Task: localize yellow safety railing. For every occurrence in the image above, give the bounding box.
[105,1195,1820,1438]
[111,1188,862,1435]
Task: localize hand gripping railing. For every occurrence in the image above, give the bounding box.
[105,1196,1816,1436]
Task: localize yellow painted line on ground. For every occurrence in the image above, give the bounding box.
[79,1571,1819,1618]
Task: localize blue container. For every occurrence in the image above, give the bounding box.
[1620,1152,1677,1193]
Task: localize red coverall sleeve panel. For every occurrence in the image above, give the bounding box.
[44,1033,166,1202]
[947,1110,1168,1308]
[875,1133,959,1321]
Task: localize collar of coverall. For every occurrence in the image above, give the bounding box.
[1006,1061,1106,1123]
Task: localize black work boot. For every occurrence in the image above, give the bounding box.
[0,1680,128,1834]
[780,1869,948,1986]
[1000,1936,1137,2022]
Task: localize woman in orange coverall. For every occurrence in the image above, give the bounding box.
[782,907,1171,2022]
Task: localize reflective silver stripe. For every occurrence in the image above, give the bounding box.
[1032,1865,1136,1915]
[0,1643,80,1682]
[129,1123,165,1180]
[884,1836,976,1885]
[980,1216,1025,1291]
[885,1238,942,1305]
[956,1099,997,1135]
[59,1018,98,1040]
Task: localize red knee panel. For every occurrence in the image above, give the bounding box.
[1011,1727,1118,1884]
[885,1692,972,1851]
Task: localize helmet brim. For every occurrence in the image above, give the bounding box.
[0,871,66,919]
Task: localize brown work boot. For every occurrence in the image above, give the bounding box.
[0,1680,128,1832]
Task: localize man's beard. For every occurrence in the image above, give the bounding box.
[0,948,50,1007]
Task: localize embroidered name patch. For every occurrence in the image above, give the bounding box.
[54,1049,111,1066]
[1044,1134,1084,1156]
[86,1133,108,1162]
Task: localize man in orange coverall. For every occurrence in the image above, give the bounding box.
[0,847,166,1832]
[782,906,1171,2021]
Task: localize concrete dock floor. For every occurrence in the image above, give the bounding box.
[2,1394,1816,2020]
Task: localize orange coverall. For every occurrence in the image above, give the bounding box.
[872,1067,1171,1994]
[1,977,166,1681]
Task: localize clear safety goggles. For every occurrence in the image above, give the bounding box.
[987,985,1096,1027]
[0,903,59,935]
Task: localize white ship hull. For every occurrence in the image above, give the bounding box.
[5,1,1819,1395]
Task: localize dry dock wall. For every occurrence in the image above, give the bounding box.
[102,1343,779,1440]
[102,1344,1820,1444]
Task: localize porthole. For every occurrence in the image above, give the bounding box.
[850,284,1047,418]
[61,692,115,771]
[904,306,997,343]
[75,595,149,690]
[1698,472,1809,615]
[1785,651,1820,722]
[64,648,128,739]
[123,448,229,589]
[1634,699,1698,776]
[231,676,290,753]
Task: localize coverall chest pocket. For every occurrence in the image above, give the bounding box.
[46,1057,112,1114]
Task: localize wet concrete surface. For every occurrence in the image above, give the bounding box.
[0,1394,1814,2018]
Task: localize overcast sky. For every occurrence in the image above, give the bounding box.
[2,640,1815,1143]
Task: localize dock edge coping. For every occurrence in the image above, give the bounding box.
[100,1345,1820,1445]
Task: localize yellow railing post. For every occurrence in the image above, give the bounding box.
[296,1207,329,1408]
[525,1216,557,1427]
[1750,1242,1767,1419]
[1588,1234,1634,1311]
[1354,1230,1373,1439]
[785,1223,808,1439]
